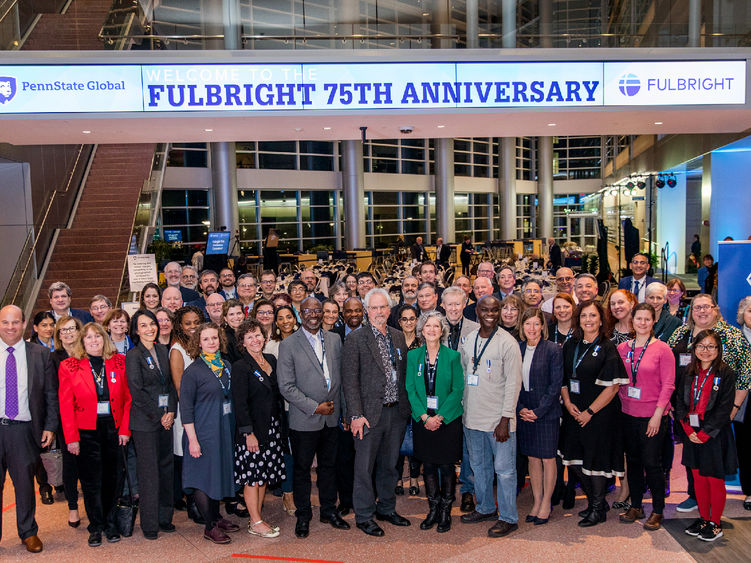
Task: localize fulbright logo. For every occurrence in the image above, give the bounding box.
[618,73,641,97]
[0,76,17,104]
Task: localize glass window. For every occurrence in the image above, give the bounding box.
[258,153,296,169]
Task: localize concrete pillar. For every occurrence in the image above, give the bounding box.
[540,0,553,48]
[500,137,517,239]
[466,0,479,48]
[537,136,554,239]
[431,0,451,49]
[341,140,365,249]
[688,0,701,48]
[502,0,517,47]
[210,142,239,239]
[435,138,455,242]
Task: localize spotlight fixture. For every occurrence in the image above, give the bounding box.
[609,187,619,197]
[637,179,646,190]
[655,175,666,189]
[667,174,677,188]
[626,180,635,190]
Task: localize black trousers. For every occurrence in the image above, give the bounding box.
[734,420,751,496]
[336,426,355,508]
[624,414,667,513]
[661,416,675,472]
[289,426,339,520]
[132,427,174,534]
[0,421,39,541]
[173,454,184,502]
[34,457,49,490]
[62,445,80,510]
[78,417,119,534]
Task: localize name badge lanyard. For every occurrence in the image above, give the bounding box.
[387,331,398,382]
[91,364,106,397]
[572,338,600,380]
[629,338,650,387]
[425,348,439,397]
[473,328,498,374]
[691,367,714,412]
[555,327,573,346]
[216,365,232,400]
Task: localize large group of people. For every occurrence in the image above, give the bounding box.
[2,250,751,554]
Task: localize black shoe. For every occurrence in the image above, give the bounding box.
[295,518,310,538]
[578,505,593,519]
[525,515,537,523]
[460,509,498,524]
[88,532,102,547]
[460,493,475,513]
[144,531,158,540]
[745,498,751,511]
[578,510,606,528]
[225,502,249,518]
[436,500,453,533]
[395,484,404,496]
[40,486,54,505]
[187,497,205,525]
[321,513,351,530]
[698,520,723,542]
[420,502,441,530]
[105,529,121,543]
[159,523,176,533]
[68,519,81,528]
[356,519,385,537]
[337,504,352,516]
[488,520,518,537]
[685,517,707,537]
[375,511,411,526]
[174,499,187,511]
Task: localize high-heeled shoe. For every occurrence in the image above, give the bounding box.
[68,510,81,528]
[409,480,420,496]
[533,516,550,525]
[282,492,296,516]
[525,514,537,523]
[395,482,405,496]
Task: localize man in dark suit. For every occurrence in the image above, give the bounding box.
[0,305,58,553]
[342,288,411,537]
[618,252,656,303]
[47,281,94,324]
[548,237,563,274]
[435,237,452,269]
[411,237,427,262]
[217,268,237,300]
[162,262,200,304]
[277,297,349,538]
[387,276,419,329]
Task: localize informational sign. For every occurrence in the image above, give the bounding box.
[206,231,231,255]
[718,241,751,326]
[127,253,158,292]
[0,59,745,114]
[164,229,182,242]
[120,301,140,318]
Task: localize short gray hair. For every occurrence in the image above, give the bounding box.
[164,261,182,273]
[737,296,751,327]
[89,294,112,307]
[441,286,465,304]
[645,281,667,298]
[48,281,72,298]
[364,287,392,309]
[416,311,449,346]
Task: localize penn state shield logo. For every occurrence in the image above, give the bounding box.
[0,77,16,104]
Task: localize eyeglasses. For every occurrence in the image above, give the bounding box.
[60,327,78,334]
[91,305,110,312]
[399,317,417,322]
[556,276,574,282]
[695,344,718,352]
[632,260,648,266]
[238,283,256,289]
[301,308,322,315]
[182,274,197,279]
[256,310,274,316]
[260,280,275,285]
[357,280,374,285]
[523,289,541,294]
[693,304,715,312]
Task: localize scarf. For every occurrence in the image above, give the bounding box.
[201,351,225,378]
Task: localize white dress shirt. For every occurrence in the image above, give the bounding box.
[0,339,31,421]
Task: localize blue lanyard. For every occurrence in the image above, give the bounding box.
[692,367,714,407]
[425,348,439,396]
[629,338,650,387]
[473,328,497,373]
[572,338,600,379]
[554,327,573,346]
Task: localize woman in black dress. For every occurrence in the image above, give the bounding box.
[396,303,421,497]
[221,299,245,364]
[231,319,286,539]
[405,311,464,533]
[517,308,563,525]
[181,323,241,544]
[559,300,628,527]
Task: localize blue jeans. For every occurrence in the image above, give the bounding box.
[464,427,517,524]
[459,437,474,494]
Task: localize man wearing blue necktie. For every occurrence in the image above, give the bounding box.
[0,305,58,553]
[618,253,657,303]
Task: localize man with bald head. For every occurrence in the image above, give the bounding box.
[0,305,58,553]
[161,286,183,313]
[463,276,494,322]
[541,267,578,314]
[574,273,599,303]
[162,261,199,303]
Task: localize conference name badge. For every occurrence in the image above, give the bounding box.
[427,396,438,410]
[158,394,169,408]
[569,380,581,394]
[97,401,111,415]
[627,386,641,400]
[467,374,479,386]
[223,400,232,415]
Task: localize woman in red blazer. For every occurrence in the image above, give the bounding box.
[59,322,132,547]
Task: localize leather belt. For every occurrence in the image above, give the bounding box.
[382,402,398,408]
[0,418,27,425]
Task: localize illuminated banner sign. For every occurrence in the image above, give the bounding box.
[0,60,746,114]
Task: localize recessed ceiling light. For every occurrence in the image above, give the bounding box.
[654,121,663,125]
[82,130,91,134]
[323,127,332,130]
[437,125,446,128]
[295,127,302,132]
[547,123,556,127]
[204,128,213,132]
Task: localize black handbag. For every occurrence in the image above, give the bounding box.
[114,445,138,537]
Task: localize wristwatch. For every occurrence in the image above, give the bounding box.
[586,407,595,415]
[350,415,363,422]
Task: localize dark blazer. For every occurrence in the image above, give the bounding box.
[341,325,410,425]
[618,275,657,293]
[50,308,93,325]
[654,307,682,342]
[178,285,201,304]
[517,339,563,420]
[405,345,463,424]
[463,301,478,322]
[19,341,59,447]
[411,243,427,262]
[436,244,452,267]
[549,243,563,270]
[231,352,286,446]
[126,342,177,432]
[218,287,237,301]
[675,362,736,440]
[460,241,473,264]
[223,325,242,364]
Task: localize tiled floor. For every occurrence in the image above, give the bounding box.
[1,448,748,562]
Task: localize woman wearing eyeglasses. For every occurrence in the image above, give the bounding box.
[500,295,524,341]
[675,330,737,542]
[668,294,751,513]
[396,304,421,497]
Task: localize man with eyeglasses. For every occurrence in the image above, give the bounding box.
[618,252,656,303]
[342,288,411,537]
[88,295,112,325]
[355,272,377,301]
[541,267,579,314]
[204,293,225,325]
[387,276,419,329]
[235,273,258,316]
[476,262,500,293]
[416,282,444,317]
[495,266,517,301]
[464,276,494,322]
[180,266,199,291]
[277,297,348,538]
[162,262,200,303]
[300,269,325,301]
[258,270,278,301]
[217,268,237,300]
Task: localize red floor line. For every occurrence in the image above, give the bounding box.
[231,555,344,563]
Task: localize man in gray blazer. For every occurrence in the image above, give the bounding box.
[278,297,349,538]
[342,288,411,537]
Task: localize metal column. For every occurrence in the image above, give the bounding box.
[688,0,701,47]
[341,140,365,249]
[435,138,456,242]
[537,136,554,239]
[210,142,239,239]
[500,0,517,240]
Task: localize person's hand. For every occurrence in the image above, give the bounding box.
[493,418,510,442]
[314,401,334,415]
[646,414,661,437]
[68,441,80,456]
[688,432,703,444]
[519,408,537,422]
[41,430,55,448]
[189,440,202,458]
[118,435,130,446]
[342,422,350,432]
[351,417,370,439]
[565,402,581,418]
[246,433,260,453]
[161,412,174,430]
[576,410,592,427]
[424,416,441,431]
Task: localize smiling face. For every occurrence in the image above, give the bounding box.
[630,254,649,279]
[343,299,364,329]
[199,327,220,354]
[276,308,297,336]
[666,284,684,305]
[401,277,419,302]
[453,276,471,298]
[477,298,500,331]
[695,335,720,366]
[366,293,390,329]
[156,311,172,337]
[164,263,182,286]
[473,276,493,299]
[205,294,225,324]
[254,304,275,329]
[136,315,158,345]
[421,316,443,345]
[744,304,751,330]
[243,327,266,355]
[237,278,257,302]
[300,270,317,292]
[646,288,667,312]
[442,291,464,324]
[691,296,718,330]
[219,269,236,289]
[34,318,55,342]
[0,306,26,346]
[574,277,598,302]
[632,308,655,337]
[417,286,438,313]
[50,289,71,314]
[322,302,339,328]
[90,299,112,323]
[83,327,105,357]
[419,265,437,284]
[501,302,519,327]
[142,287,160,310]
[522,316,543,344]
[579,304,602,338]
[398,308,418,334]
[522,282,543,307]
[108,315,128,338]
[553,298,573,323]
[225,305,245,329]
[555,268,575,294]
[259,273,276,296]
[59,319,79,347]
[288,283,307,305]
[497,269,515,293]
[609,291,633,321]
[162,287,182,312]
[180,312,201,335]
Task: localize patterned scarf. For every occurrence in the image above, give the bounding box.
[201,351,225,378]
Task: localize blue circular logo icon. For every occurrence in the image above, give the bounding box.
[618,73,640,97]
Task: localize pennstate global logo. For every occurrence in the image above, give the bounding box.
[0,76,16,104]
[618,73,640,97]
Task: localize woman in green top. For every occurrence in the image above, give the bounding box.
[406,311,464,533]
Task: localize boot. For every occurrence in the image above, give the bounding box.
[578,477,607,528]
[187,494,205,525]
[420,473,440,530]
[436,467,456,533]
